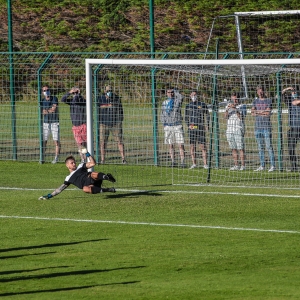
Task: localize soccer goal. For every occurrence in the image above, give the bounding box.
[85,57,300,189]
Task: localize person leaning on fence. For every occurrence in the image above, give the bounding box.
[41,85,60,164]
[160,88,185,167]
[97,85,126,164]
[61,86,87,163]
[225,92,247,171]
[185,90,210,169]
[251,86,276,172]
[282,85,300,172]
[38,149,116,200]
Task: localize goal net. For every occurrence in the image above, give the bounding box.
[86,57,300,190]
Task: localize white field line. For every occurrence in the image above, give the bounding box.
[0,186,300,198]
[0,215,299,234]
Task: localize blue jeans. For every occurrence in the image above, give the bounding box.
[255,129,275,167]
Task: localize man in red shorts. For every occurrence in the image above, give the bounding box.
[61,86,87,162]
[38,149,116,200]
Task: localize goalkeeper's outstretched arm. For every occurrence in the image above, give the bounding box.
[38,183,69,200]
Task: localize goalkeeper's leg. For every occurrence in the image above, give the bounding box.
[90,172,116,183]
[83,185,115,194]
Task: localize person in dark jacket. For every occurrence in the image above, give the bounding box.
[282,85,300,171]
[61,86,87,162]
[185,91,210,169]
[97,85,126,164]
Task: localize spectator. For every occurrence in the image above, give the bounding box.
[225,92,247,170]
[160,88,185,167]
[282,86,300,172]
[41,85,60,164]
[61,86,87,162]
[185,91,210,169]
[251,86,275,172]
[97,85,126,164]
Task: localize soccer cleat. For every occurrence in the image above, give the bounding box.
[38,196,47,200]
[203,164,209,169]
[106,173,116,183]
[268,166,276,172]
[230,165,239,171]
[189,164,197,169]
[180,163,186,168]
[170,161,177,168]
[240,166,246,171]
[254,166,264,171]
[122,159,127,164]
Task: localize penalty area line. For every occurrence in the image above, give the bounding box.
[0,215,299,235]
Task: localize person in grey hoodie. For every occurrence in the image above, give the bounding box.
[160,88,185,167]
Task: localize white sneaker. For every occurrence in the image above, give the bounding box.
[189,164,197,169]
[51,157,58,164]
[240,166,245,171]
[203,165,209,169]
[268,166,276,172]
[254,166,264,171]
[230,165,239,171]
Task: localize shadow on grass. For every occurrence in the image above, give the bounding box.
[0,266,70,276]
[0,251,56,260]
[0,281,140,297]
[107,191,163,199]
[0,239,107,253]
[0,266,146,283]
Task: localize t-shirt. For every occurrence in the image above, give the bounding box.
[42,96,59,123]
[252,98,272,130]
[226,103,246,133]
[64,163,88,189]
[185,101,210,129]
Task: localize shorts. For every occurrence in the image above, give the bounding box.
[43,122,60,141]
[164,125,184,145]
[188,128,206,145]
[100,123,123,144]
[72,123,87,145]
[226,130,245,150]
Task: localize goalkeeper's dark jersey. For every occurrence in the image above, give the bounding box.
[64,163,90,189]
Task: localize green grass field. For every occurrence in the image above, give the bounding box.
[1,161,300,299]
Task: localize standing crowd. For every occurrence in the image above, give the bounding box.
[41,84,300,172]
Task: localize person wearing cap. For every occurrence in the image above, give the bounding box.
[97,85,126,164]
[41,85,60,164]
[251,86,276,172]
[61,86,87,162]
[282,86,300,172]
[160,87,185,167]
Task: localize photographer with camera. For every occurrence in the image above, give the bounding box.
[282,86,300,172]
[61,86,87,162]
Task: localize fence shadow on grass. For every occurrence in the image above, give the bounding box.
[0,266,146,283]
[0,281,140,297]
[0,239,107,253]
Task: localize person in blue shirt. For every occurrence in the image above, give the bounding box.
[251,86,275,172]
[61,86,87,163]
[185,91,210,169]
[41,85,60,164]
[282,86,300,171]
[97,85,126,164]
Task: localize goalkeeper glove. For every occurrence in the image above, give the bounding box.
[81,148,91,157]
[38,194,53,200]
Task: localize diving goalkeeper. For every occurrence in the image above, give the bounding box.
[39,149,116,200]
